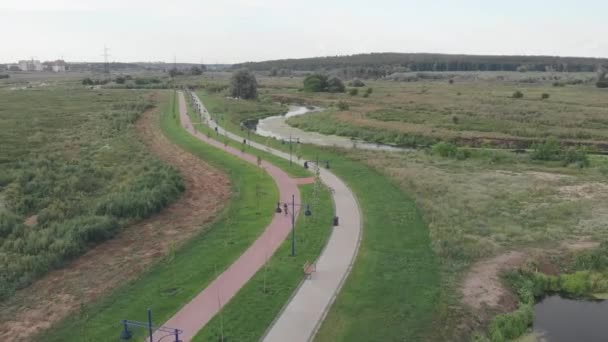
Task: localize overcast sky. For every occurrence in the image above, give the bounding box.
[1,0,606,64]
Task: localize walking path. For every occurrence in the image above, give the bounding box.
[188,91,362,342]
[154,92,313,342]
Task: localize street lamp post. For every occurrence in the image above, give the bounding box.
[119,308,182,342]
[276,194,312,256]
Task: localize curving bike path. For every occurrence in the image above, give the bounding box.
[188,91,362,342]
[154,92,314,341]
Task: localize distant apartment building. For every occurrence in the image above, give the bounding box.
[43,60,67,72]
[18,59,43,71]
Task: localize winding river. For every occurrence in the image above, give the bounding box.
[254,106,404,152]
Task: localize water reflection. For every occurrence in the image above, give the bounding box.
[534,295,608,342]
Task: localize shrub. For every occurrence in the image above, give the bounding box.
[597,81,608,88]
[449,79,454,84]
[230,69,258,99]
[0,211,19,238]
[541,93,550,99]
[115,76,126,84]
[348,88,358,96]
[455,148,471,160]
[349,79,365,87]
[562,147,590,168]
[432,142,458,158]
[0,74,9,79]
[327,77,346,93]
[82,78,93,85]
[303,74,329,92]
[366,87,373,95]
[488,303,533,341]
[337,101,349,111]
[452,115,459,124]
[512,90,524,99]
[530,137,560,161]
[190,66,203,75]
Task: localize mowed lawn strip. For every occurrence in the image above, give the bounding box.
[197,90,442,341]
[37,91,278,341]
[194,184,333,341]
[312,151,440,341]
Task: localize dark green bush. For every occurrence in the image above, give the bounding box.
[596,81,608,88]
[349,79,365,87]
[541,93,550,99]
[303,74,328,92]
[562,147,590,168]
[327,77,346,93]
[336,101,350,111]
[530,137,561,161]
[349,88,359,96]
[432,142,458,158]
[512,90,524,98]
[488,303,533,342]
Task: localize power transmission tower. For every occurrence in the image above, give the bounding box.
[102,45,110,74]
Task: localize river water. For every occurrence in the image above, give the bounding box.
[533,295,608,341]
[254,106,404,152]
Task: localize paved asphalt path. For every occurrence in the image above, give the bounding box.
[153,92,314,342]
[188,91,362,342]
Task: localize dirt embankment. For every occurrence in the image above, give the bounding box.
[0,102,230,341]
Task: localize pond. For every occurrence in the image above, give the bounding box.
[532,295,608,341]
[253,106,406,152]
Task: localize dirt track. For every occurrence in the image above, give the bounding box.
[0,99,230,341]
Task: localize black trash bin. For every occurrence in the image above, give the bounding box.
[333,216,339,226]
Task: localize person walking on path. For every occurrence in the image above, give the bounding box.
[283,203,289,216]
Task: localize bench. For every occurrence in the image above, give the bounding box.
[303,261,316,279]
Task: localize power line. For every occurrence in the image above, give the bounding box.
[101,45,110,74]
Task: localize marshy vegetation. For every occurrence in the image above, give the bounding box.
[0,87,183,299]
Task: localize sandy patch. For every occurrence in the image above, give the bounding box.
[462,251,526,311]
[558,182,608,200]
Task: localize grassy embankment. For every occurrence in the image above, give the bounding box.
[38,91,279,341]
[195,88,441,341]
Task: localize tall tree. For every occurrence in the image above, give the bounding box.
[230,69,258,99]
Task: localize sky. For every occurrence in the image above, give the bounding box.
[1,0,607,64]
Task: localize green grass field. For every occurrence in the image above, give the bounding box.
[36,91,280,341]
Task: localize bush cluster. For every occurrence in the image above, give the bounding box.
[531,137,589,167]
[303,74,345,93]
[431,142,471,160]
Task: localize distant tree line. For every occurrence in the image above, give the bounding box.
[234,53,608,78]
